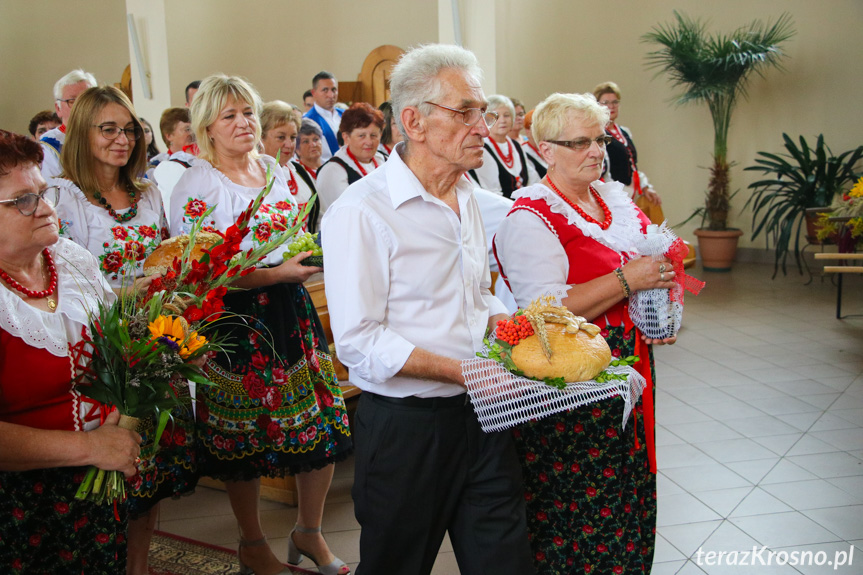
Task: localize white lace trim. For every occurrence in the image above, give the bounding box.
[512,181,644,259]
[0,239,109,357]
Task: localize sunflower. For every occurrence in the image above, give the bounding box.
[148,315,207,359]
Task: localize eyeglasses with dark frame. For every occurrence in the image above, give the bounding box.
[56,98,77,107]
[93,123,144,141]
[0,186,60,216]
[423,102,499,128]
[546,136,613,151]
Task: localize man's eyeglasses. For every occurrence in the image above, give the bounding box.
[546,136,613,151]
[56,98,77,107]
[0,186,60,216]
[93,124,144,141]
[424,102,499,128]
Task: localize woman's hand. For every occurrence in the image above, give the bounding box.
[265,251,322,284]
[641,334,676,346]
[643,188,661,205]
[86,410,142,478]
[621,256,676,293]
[112,274,157,298]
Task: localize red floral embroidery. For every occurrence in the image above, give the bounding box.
[184,198,208,218]
[111,227,128,241]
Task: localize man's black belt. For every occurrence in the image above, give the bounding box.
[366,392,468,408]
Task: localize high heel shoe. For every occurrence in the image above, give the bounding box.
[238,535,292,575]
[287,524,351,575]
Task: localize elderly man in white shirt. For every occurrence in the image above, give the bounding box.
[322,44,534,575]
[40,69,97,180]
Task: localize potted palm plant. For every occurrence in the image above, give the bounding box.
[643,11,795,271]
[744,134,863,277]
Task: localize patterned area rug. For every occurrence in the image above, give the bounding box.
[149,531,315,575]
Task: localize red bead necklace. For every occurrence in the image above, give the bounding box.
[0,249,58,310]
[490,138,514,168]
[346,148,378,177]
[545,176,612,230]
[299,161,318,180]
[287,167,298,195]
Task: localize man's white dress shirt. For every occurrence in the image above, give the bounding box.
[321,143,507,398]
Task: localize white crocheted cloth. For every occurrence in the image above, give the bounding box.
[462,358,645,433]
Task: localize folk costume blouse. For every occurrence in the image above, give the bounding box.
[494,180,649,325]
[169,155,298,263]
[54,180,168,288]
[0,239,115,432]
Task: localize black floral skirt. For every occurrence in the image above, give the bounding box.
[127,381,198,518]
[197,282,352,481]
[513,325,657,575]
[0,466,127,574]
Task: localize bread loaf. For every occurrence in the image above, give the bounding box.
[511,323,611,382]
[143,233,222,276]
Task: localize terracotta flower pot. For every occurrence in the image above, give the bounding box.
[693,228,744,272]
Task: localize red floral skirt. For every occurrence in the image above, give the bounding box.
[197,282,352,480]
[513,325,657,574]
[0,466,127,574]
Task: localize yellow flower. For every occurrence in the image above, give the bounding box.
[180,331,208,359]
[850,176,863,199]
[148,315,187,343]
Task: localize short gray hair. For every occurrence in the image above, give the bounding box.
[299,118,323,139]
[531,93,609,143]
[53,69,97,100]
[487,94,515,120]
[389,44,484,140]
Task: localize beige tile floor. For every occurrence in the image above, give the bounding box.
[157,261,863,574]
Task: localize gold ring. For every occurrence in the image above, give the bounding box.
[660,272,665,281]
[659,264,667,273]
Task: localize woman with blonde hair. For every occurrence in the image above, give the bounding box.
[171,75,352,575]
[53,86,198,575]
[260,100,318,231]
[495,92,674,574]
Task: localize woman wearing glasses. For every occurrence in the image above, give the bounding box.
[494,93,676,575]
[0,129,142,573]
[594,82,663,221]
[470,94,539,198]
[53,86,198,575]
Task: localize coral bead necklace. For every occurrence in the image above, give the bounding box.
[0,249,58,310]
[545,175,612,230]
[490,138,514,168]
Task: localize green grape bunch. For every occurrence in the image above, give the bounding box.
[283,232,323,265]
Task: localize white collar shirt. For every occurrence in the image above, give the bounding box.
[321,142,507,398]
[313,103,342,161]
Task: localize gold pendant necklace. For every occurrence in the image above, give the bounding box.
[41,255,57,312]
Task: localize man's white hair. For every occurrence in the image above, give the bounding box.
[389,44,484,139]
[53,69,97,100]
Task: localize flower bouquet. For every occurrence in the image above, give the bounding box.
[462,296,645,433]
[73,167,315,504]
[816,176,863,252]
